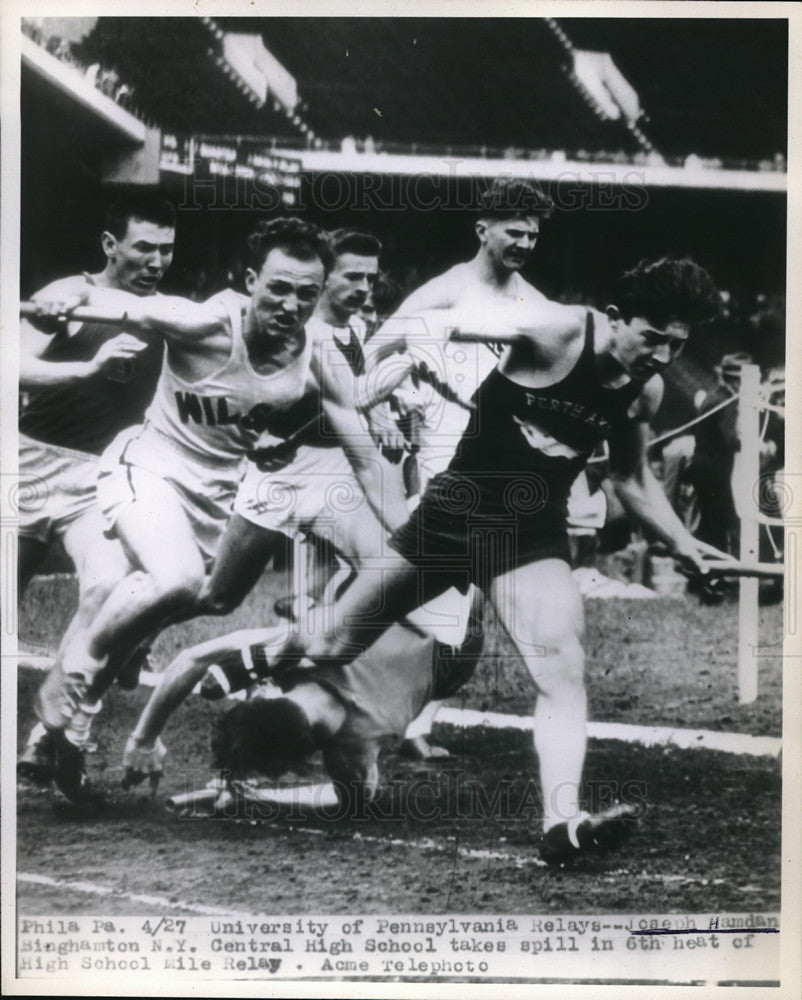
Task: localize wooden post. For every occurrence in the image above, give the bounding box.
[735,364,761,704]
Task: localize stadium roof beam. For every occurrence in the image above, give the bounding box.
[200,16,300,114]
[283,148,786,193]
[544,18,660,160]
[21,34,146,145]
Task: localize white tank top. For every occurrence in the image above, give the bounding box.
[144,289,314,466]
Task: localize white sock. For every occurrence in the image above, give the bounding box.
[26,722,48,747]
[543,810,590,840]
[566,811,591,848]
[64,700,102,748]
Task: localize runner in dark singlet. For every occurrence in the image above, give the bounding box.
[391,312,644,589]
[270,252,720,864]
[18,191,176,594]
[17,193,175,784]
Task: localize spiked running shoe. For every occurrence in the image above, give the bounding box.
[17,726,57,786]
[51,730,103,804]
[540,803,640,865]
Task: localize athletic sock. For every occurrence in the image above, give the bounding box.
[543,810,590,840]
[566,811,591,848]
[64,700,102,749]
[26,721,48,747]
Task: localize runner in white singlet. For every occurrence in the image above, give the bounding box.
[199,231,409,619]
[30,219,396,802]
[97,286,315,565]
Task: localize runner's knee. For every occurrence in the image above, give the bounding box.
[72,563,133,621]
[524,625,585,690]
[144,565,205,607]
[78,565,127,614]
[197,578,242,616]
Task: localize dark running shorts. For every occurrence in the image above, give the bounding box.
[389,471,571,593]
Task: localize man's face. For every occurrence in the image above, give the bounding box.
[245,247,325,339]
[476,215,540,271]
[103,217,175,295]
[323,252,379,318]
[609,312,690,380]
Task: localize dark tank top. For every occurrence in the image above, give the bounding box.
[448,313,643,523]
[20,318,164,456]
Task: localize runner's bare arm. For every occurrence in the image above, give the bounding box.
[356,301,586,408]
[32,281,230,345]
[448,300,587,346]
[20,277,152,388]
[314,351,410,532]
[129,629,285,751]
[362,274,459,364]
[608,376,707,574]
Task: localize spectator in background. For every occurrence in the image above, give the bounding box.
[98,68,120,98]
[686,352,749,555]
[358,270,403,339]
[758,365,785,574]
[22,19,45,45]
[115,82,134,108]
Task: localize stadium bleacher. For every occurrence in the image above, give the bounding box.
[35,16,786,170]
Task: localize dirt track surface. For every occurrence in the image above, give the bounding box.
[16,578,784,916]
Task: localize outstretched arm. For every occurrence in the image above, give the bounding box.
[124,628,286,787]
[608,377,708,575]
[27,280,229,347]
[20,276,153,389]
[356,301,588,410]
[448,300,588,345]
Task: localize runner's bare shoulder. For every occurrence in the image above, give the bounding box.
[201,287,247,331]
[628,373,665,421]
[30,273,91,302]
[399,264,466,314]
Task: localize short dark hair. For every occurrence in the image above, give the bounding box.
[613,257,720,329]
[477,177,553,221]
[211,697,316,779]
[370,270,404,317]
[247,217,334,276]
[104,191,176,240]
[328,228,382,260]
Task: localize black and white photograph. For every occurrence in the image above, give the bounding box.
[2,2,800,995]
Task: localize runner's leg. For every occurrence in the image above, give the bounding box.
[303,554,445,664]
[198,513,286,616]
[489,558,586,832]
[52,469,206,693]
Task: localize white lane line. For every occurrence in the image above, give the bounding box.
[17,872,265,918]
[17,855,740,921]
[15,661,781,757]
[435,707,782,758]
